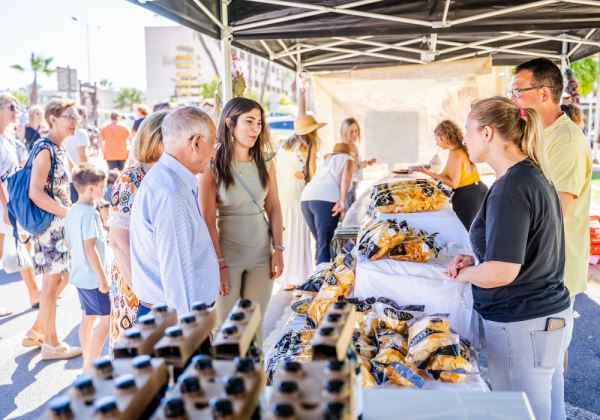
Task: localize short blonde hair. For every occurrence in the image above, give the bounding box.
[0,93,18,108]
[28,105,43,127]
[45,99,75,128]
[134,110,167,163]
[340,117,360,143]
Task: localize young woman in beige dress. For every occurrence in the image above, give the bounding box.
[199,97,284,346]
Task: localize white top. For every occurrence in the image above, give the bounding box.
[301,153,354,203]
[0,134,20,183]
[62,128,90,165]
[275,143,306,209]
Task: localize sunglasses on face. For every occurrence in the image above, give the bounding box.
[1,104,19,112]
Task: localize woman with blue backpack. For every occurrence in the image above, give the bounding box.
[19,99,82,360]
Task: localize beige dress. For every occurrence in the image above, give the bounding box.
[216,160,273,346]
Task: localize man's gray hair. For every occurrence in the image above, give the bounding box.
[161,106,212,145]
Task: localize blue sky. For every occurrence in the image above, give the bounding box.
[1,0,174,92]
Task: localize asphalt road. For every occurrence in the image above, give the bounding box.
[0,270,599,419]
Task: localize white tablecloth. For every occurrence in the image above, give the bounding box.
[352,255,478,344]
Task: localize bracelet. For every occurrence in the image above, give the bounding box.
[273,244,285,252]
[217,258,225,262]
[219,265,229,271]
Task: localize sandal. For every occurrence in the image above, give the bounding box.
[283,285,297,291]
[22,329,44,347]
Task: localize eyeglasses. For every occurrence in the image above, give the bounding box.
[510,86,553,98]
[1,104,19,112]
[59,114,81,123]
[189,133,221,151]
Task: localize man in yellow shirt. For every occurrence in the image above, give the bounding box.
[512,58,591,298]
[511,59,591,387]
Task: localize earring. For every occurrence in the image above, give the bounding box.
[231,133,235,143]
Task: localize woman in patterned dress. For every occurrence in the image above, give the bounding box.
[23,99,81,360]
[108,111,166,349]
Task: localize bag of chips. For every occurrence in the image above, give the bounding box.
[427,354,473,383]
[358,220,407,261]
[265,329,315,383]
[371,179,450,213]
[360,356,377,388]
[353,331,378,359]
[291,297,313,316]
[375,328,408,355]
[306,265,355,328]
[296,264,332,294]
[389,229,440,263]
[373,299,425,335]
[383,361,425,388]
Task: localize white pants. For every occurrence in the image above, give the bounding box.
[483,306,572,420]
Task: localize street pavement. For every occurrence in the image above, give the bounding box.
[0,270,599,419]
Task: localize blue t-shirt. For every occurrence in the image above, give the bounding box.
[65,203,108,289]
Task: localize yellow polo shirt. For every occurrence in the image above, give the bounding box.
[543,114,592,296]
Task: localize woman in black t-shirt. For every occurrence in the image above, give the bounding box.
[447,97,571,420]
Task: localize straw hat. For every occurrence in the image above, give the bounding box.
[294,115,327,135]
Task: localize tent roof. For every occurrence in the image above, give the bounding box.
[132,0,600,71]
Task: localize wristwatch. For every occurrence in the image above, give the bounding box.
[273,244,286,252]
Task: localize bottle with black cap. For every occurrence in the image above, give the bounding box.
[229,311,247,326]
[162,395,188,419]
[210,397,235,420]
[191,301,209,315]
[48,395,74,419]
[192,354,216,380]
[131,354,153,372]
[94,396,121,419]
[266,402,297,420]
[179,313,197,328]
[274,380,300,401]
[236,298,254,313]
[156,325,184,359]
[322,379,349,402]
[138,314,157,330]
[178,375,209,411]
[323,400,348,420]
[223,376,246,400]
[233,357,256,376]
[114,373,138,394]
[280,360,304,381]
[325,359,350,379]
[72,375,96,404]
[92,355,114,379]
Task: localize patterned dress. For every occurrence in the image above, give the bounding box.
[32,140,71,275]
[108,163,146,348]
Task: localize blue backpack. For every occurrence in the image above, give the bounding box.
[7,138,56,239]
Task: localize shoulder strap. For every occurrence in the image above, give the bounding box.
[30,139,57,198]
[232,169,266,216]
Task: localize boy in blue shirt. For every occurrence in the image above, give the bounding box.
[65,163,110,371]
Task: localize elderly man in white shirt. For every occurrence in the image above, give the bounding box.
[130,106,220,316]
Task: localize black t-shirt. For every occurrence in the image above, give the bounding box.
[469,159,570,322]
[24,127,40,151]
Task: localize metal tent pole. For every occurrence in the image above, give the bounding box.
[221,0,233,103]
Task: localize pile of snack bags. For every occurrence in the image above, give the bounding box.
[357,218,440,263]
[266,243,475,388]
[371,179,451,214]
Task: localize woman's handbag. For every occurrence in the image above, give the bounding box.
[1,236,33,273]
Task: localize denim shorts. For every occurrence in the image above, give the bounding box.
[77,288,111,316]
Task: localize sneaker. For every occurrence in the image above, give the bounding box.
[22,329,44,347]
[41,342,82,360]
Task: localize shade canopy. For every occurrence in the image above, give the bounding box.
[132,0,600,71]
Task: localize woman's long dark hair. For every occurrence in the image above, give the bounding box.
[213,97,273,189]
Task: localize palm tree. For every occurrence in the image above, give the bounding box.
[114,88,144,112]
[11,53,56,105]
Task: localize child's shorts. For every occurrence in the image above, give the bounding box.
[77,288,111,316]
